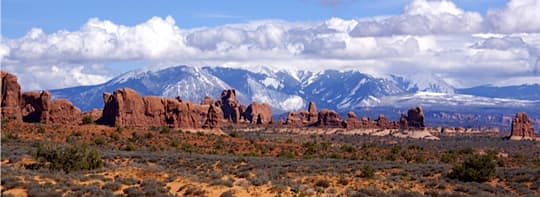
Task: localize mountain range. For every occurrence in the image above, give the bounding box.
[50,65,540,130]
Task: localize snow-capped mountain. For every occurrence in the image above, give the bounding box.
[51,65,540,116]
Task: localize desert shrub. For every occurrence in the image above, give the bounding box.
[81,115,93,125]
[181,143,194,153]
[117,177,140,185]
[1,176,23,190]
[361,164,375,179]
[210,178,234,187]
[440,150,458,163]
[315,179,330,188]
[144,132,154,139]
[449,153,496,182]
[170,140,179,147]
[141,179,171,196]
[340,144,356,153]
[229,130,240,137]
[102,182,122,191]
[123,186,144,197]
[34,143,103,173]
[220,190,234,197]
[37,125,46,133]
[159,127,171,134]
[249,174,269,186]
[278,150,295,159]
[93,138,105,145]
[123,143,136,151]
[338,176,349,185]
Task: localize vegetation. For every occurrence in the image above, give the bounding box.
[33,143,103,173]
[81,115,94,125]
[449,152,497,182]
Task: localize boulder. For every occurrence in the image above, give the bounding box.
[510,112,536,140]
[219,89,241,123]
[1,71,22,120]
[407,106,425,128]
[48,99,81,124]
[243,102,272,124]
[316,109,342,127]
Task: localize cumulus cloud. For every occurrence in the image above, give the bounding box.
[1,0,540,90]
[487,0,540,33]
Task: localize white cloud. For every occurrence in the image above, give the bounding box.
[1,0,540,90]
[487,0,540,33]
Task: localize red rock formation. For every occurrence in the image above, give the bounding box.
[48,99,81,124]
[278,117,284,125]
[101,88,147,127]
[1,71,22,120]
[286,111,303,127]
[200,96,215,105]
[399,114,409,129]
[142,96,167,126]
[164,99,204,128]
[243,102,272,124]
[510,112,536,140]
[407,106,425,128]
[316,109,342,127]
[21,91,51,123]
[307,101,318,122]
[343,111,362,129]
[219,89,241,123]
[203,104,222,129]
[82,109,103,122]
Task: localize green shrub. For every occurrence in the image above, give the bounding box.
[440,150,458,163]
[159,127,170,134]
[448,153,496,182]
[123,143,136,151]
[340,144,355,153]
[81,115,94,125]
[34,143,103,173]
[361,164,375,179]
[278,150,295,159]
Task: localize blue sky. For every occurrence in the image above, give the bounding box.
[2,0,508,38]
[1,0,539,90]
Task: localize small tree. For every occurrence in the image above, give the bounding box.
[448,153,496,182]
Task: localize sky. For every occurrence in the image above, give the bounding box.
[1,0,540,90]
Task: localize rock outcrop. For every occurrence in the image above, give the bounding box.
[48,99,81,124]
[203,104,222,129]
[1,71,22,120]
[243,102,272,124]
[21,91,51,123]
[100,88,209,128]
[307,101,318,123]
[200,96,215,105]
[316,109,342,127]
[509,112,536,140]
[218,89,241,123]
[407,106,425,128]
[343,111,362,129]
[82,109,103,122]
[101,88,148,127]
[285,111,303,127]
